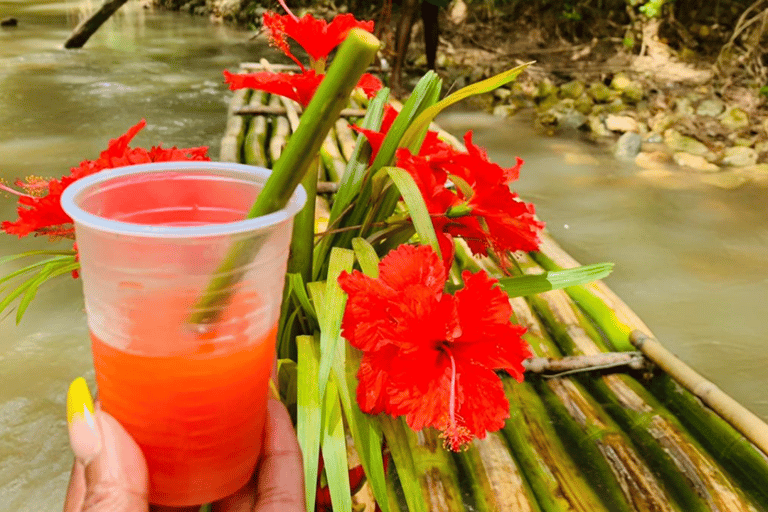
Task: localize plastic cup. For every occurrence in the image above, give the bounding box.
[60,162,306,506]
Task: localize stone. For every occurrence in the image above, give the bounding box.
[721,146,758,167]
[650,113,678,134]
[587,115,612,137]
[615,132,643,159]
[574,93,594,115]
[622,83,645,103]
[536,94,559,112]
[610,73,632,90]
[675,97,695,116]
[588,82,612,103]
[605,115,639,133]
[664,129,712,158]
[555,109,587,130]
[719,107,750,131]
[560,80,585,99]
[492,104,517,117]
[1,17,18,27]
[696,98,725,117]
[645,133,664,144]
[535,79,559,100]
[493,87,512,101]
[673,152,720,172]
[635,151,672,170]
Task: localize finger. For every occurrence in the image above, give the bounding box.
[251,397,305,512]
[81,411,150,511]
[63,459,85,512]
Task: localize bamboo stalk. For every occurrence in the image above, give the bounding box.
[524,351,649,377]
[190,28,380,324]
[235,104,368,118]
[219,88,250,162]
[268,94,291,164]
[320,128,347,184]
[531,234,768,507]
[454,432,541,512]
[242,90,268,167]
[512,252,759,512]
[403,428,467,512]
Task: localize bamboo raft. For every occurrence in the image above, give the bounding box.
[221,62,768,512]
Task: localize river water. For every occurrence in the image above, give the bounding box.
[0,1,766,509]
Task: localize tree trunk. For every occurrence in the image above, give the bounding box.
[64,0,130,49]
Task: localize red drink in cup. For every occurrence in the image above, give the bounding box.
[60,162,306,506]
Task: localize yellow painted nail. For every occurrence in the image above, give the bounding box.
[66,377,95,426]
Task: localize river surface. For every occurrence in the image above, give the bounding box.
[0,1,767,510]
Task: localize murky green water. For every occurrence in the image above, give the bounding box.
[1,1,767,509]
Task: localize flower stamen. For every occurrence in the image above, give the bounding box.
[439,347,472,451]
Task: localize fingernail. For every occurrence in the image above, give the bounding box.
[66,377,102,465]
[268,378,281,400]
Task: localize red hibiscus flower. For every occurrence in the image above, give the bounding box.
[338,244,531,451]
[1,119,210,240]
[223,69,381,108]
[351,104,451,164]
[395,131,544,259]
[263,11,374,67]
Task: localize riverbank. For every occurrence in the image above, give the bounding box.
[150,0,768,189]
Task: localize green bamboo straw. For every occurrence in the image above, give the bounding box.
[190,29,380,324]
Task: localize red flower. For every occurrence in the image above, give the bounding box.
[223,69,382,108]
[338,244,530,451]
[395,131,544,258]
[263,11,374,66]
[1,119,210,240]
[351,104,449,164]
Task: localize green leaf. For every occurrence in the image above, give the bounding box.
[287,272,317,321]
[399,63,531,150]
[386,167,441,259]
[317,248,355,403]
[16,261,80,324]
[321,375,352,512]
[0,249,76,266]
[496,263,614,298]
[379,417,428,512]
[351,237,380,277]
[297,334,322,512]
[277,358,298,409]
[0,255,76,287]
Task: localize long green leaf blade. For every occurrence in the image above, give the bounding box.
[386,167,441,258]
[399,62,531,150]
[0,255,75,286]
[317,248,355,402]
[351,237,380,277]
[321,376,352,512]
[16,261,80,323]
[496,263,614,298]
[297,334,322,512]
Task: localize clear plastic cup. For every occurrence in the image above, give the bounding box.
[60,162,306,506]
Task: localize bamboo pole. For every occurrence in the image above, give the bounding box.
[455,432,541,512]
[235,104,369,118]
[403,428,467,512]
[335,118,359,162]
[532,234,768,507]
[512,252,758,512]
[219,88,250,162]
[242,90,268,167]
[631,331,768,458]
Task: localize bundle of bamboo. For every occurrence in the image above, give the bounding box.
[221,61,768,512]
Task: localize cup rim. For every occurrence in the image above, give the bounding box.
[60,162,307,238]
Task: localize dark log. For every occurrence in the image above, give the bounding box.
[64,0,130,49]
[1,17,18,27]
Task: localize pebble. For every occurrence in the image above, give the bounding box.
[719,107,750,131]
[673,152,720,172]
[696,98,725,117]
[664,129,712,158]
[722,146,758,167]
[615,132,642,159]
[605,115,639,133]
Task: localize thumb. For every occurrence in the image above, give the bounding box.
[63,378,149,512]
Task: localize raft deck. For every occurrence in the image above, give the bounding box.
[221,61,768,512]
